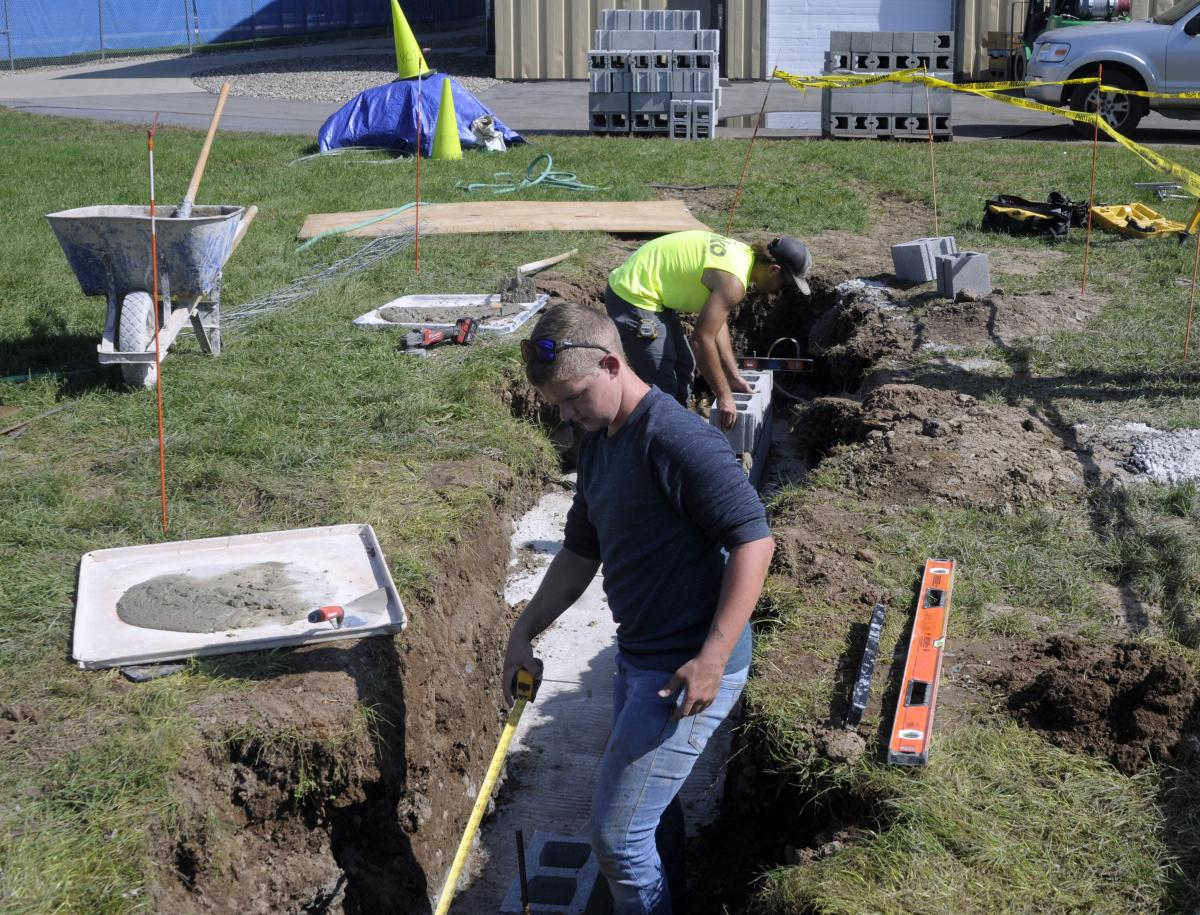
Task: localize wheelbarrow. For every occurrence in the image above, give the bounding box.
[45,203,257,387]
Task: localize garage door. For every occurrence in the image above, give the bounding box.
[766,0,953,77]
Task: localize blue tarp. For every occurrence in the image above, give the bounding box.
[317,73,523,155]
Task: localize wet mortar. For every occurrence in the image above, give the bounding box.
[116,561,308,632]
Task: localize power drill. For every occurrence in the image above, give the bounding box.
[397,317,480,352]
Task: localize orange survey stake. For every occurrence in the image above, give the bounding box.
[887,559,956,767]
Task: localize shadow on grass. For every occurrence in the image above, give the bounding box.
[0,310,100,379]
[1158,755,1200,909]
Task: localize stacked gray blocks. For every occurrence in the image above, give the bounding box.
[936,252,992,298]
[820,31,954,141]
[589,9,719,138]
[499,832,611,915]
[710,370,773,457]
[891,236,958,283]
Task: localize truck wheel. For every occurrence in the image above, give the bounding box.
[117,291,159,388]
[1070,71,1145,138]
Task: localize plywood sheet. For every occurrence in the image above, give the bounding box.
[298,200,710,239]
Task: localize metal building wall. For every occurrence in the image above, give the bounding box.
[956,0,1177,80]
[495,0,762,80]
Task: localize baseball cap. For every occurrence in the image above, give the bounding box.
[767,236,813,296]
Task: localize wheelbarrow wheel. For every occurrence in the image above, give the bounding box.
[117,291,158,388]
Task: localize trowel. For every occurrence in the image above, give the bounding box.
[307,587,389,629]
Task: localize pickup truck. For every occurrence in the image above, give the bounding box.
[1025,0,1200,136]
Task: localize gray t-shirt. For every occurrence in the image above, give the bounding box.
[563,387,771,673]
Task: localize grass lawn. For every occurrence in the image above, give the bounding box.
[3,105,1200,912]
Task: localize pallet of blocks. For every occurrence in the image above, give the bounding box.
[820,31,955,141]
[588,8,721,139]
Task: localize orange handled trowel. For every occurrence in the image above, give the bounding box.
[307,587,389,629]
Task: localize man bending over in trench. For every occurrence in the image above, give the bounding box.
[502,303,774,914]
[605,230,813,431]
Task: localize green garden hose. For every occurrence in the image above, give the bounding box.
[456,153,608,194]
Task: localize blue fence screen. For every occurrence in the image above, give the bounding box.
[5,1,483,63]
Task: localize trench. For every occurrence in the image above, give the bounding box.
[154,282,893,914]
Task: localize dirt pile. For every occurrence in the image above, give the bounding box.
[984,635,1200,774]
[792,383,1085,509]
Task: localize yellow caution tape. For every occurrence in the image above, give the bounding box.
[775,67,1200,206]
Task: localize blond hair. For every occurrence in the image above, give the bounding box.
[524,303,626,387]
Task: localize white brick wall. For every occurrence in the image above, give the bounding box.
[766,0,953,77]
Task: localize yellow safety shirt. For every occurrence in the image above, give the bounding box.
[608,231,755,314]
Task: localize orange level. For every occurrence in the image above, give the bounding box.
[887,559,956,767]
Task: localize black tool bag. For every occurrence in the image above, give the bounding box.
[981,192,1087,241]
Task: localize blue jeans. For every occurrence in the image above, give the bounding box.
[590,654,749,915]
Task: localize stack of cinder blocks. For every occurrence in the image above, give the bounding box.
[710,370,773,485]
[499,832,611,915]
[891,236,959,283]
[890,236,991,297]
[820,31,954,140]
[588,9,720,139]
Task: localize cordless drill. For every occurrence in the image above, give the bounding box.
[397,317,479,352]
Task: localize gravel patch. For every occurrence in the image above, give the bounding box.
[1122,422,1200,485]
[192,52,501,103]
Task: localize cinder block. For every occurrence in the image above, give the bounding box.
[891,236,957,283]
[825,50,851,73]
[631,91,670,113]
[592,30,609,51]
[851,32,873,53]
[589,91,630,114]
[589,71,610,93]
[678,10,700,29]
[587,52,607,71]
[631,110,670,132]
[633,69,670,92]
[694,50,716,70]
[590,112,629,134]
[655,30,697,50]
[671,51,694,71]
[829,30,852,52]
[914,31,954,53]
[697,29,720,51]
[611,69,632,92]
[871,31,892,52]
[599,9,616,30]
[500,833,611,915]
[610,29,656,50]
[936,252,990,298]
[608,53,629,71]
[670,99,691,139]
[891,31,914,53]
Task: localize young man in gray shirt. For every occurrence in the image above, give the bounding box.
[503,303,774,914]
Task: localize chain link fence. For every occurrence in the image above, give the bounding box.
[0,0,481,70]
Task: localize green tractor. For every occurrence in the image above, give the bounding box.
[1015,0,1132,77]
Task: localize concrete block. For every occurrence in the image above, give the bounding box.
[692,99,714,125]
[587,52,607,71]
[630,52,653,71]
[608,52,629,71]
[694,50,717,70]
[672,51,694,70]
[670,99,691,139]
[829,30,852,52]
[610,29,656,50]
[590,112,629,134]
[915,31,953,53]
[936,252,990,298]
[678,10,700,29]
[825,50,851,73]
[589,92,629,114]
[593,31,609,51]
[851,32,873,53]
[611,69,632,92]
[711,385,771,453]
[631,91,671,113]
[891,31,914,53]
[631,110,670,132]
[673,89,718,102]
[589,71,610,93]
[655,30,697,50]
[500,833,611,915]
[871,31,893,52]
[891,236,957,283]
[698,29,720,51]
[633,69,670,92]
[599,9,616,30]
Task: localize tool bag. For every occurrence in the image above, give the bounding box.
[981,192,1087,241]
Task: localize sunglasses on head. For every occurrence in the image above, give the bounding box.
[521,338,611,364]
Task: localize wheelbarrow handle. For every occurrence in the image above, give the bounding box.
[229,205,258,259]
[182,82,231,212]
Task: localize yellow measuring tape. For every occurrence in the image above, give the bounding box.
[433,667,539,915]
[775,67,1200,203]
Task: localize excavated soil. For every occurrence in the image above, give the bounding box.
[982,635,1200,775]
[148,457,538,914]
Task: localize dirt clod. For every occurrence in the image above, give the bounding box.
[985,635,1200,774]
